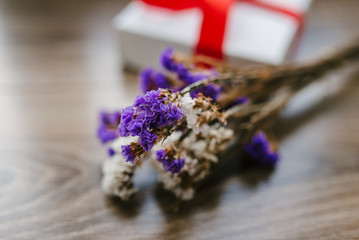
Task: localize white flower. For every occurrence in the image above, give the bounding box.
[180,93,201,130]
[101,154,136,200]
[150,123,234,200]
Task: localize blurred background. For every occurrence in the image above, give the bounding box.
[1,0,359,239]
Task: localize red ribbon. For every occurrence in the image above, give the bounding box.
[140,0,304,59]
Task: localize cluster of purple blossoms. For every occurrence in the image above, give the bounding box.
[159,47,221,101]
[160,47,204,85]
[156,150,185,174]
[139,67,170,94]
[245,132,279,166]
[118,89,184,164]
[120,144,136,164]
[160,47,177,72]
[97,111,122,144]
[190,82,221,101]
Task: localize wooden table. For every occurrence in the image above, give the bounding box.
[1,0,359,239]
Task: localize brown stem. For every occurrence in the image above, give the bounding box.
[181,39,359,106]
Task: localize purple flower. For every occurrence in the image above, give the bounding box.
[139,68,154,93]
[188,71,221,101]
[245,132,279,166]
[121,145,136,164]
[97,127,118,144]
[138,130,158,152]
[166,58,208,85]
[118,89,183,153]
[159,47,221,101]
[154,72,170,89]
[156,149,166,160]
[97,111,121,143]
[191,84,221,102]
[156,150,185,174]
[107,147,116,157]
[139,68,170,93]
[166,158,185,174]
[177,63,191,83]
[182,69,209,85]
[100,111,121,125]
[160,47,177,72]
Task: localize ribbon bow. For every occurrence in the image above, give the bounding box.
[140,0,304,59]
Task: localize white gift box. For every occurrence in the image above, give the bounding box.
[113,0,311,70]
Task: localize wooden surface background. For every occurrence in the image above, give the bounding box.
[0,0,359,239]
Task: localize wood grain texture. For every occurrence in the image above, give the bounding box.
[0,0,359,239]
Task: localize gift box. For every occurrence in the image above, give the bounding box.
[113,0,312,70]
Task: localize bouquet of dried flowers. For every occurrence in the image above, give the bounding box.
[98,40,359,201]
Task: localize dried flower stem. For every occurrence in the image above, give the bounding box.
[172,39,359,201]
[182,39,359,106]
